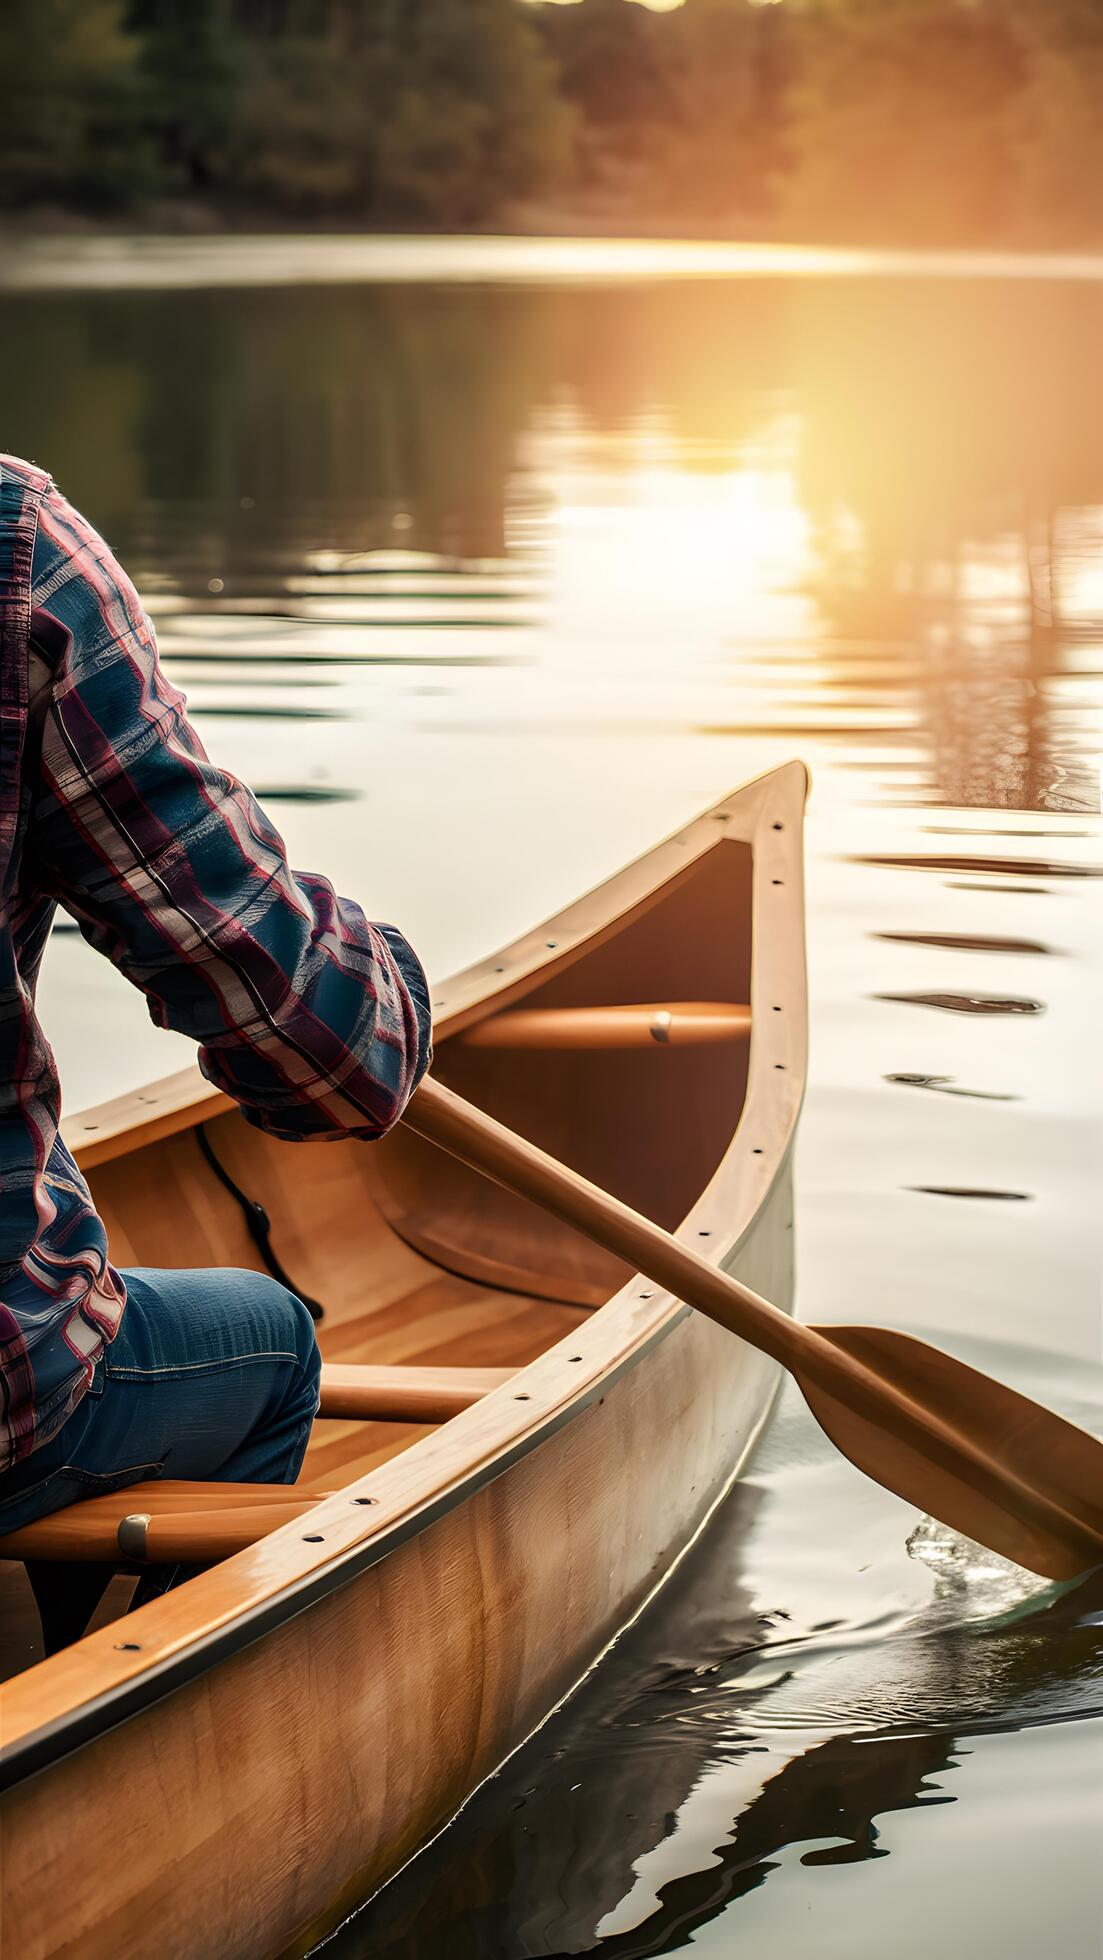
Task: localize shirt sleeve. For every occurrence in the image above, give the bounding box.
[29,481,432,1142]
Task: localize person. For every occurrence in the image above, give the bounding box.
[0,455,433,1587]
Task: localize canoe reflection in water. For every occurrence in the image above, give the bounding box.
[338,1463,1102,1958]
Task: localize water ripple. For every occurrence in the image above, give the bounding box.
[885,1073,1018,1101]
[875,992,1045,1015]
[908,1186,1033,1200]
[875,931,1053,955]
[853,853,1103,878]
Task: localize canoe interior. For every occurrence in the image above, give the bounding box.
[0,830,754,1678]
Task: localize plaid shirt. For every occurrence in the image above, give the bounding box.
[0,456,432,1473]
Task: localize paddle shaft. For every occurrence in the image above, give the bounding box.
[407,1077,887,1385]
[404,1078,1090,1558]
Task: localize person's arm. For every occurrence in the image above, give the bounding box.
[30,481,432,1141]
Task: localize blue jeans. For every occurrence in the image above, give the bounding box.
[0,1267,322,1542]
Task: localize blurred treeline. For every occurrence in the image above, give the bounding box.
[1,0,1101,245]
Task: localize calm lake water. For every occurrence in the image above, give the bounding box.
[2,238,1101,1957]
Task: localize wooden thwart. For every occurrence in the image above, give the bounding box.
[318,1362,512,1422]
[459,1001,751,1050]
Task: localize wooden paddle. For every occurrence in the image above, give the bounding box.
[404,1076,1103,1582]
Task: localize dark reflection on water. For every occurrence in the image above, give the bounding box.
[331,1384,1102,1958]
[874,992,1045,1015]
[855,854,1103,878]
[194,703,350,721]
[924,828,1097,840]
[909,1187,1032,1201]
[875,932,1053,955]
[251,786,361,806]
[947,880,1053,895]
[886,1074,1019,1102]
[174,651,524,665]
[2,255,1101,1957]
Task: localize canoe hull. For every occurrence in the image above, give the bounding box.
[2,1162,792,1960]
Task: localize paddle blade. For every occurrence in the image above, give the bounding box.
[797,1325,1103,1581]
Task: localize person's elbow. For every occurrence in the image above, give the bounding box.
[196,926,433,1145]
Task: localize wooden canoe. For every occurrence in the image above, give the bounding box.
[0,760,808,1958]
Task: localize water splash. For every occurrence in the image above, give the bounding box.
[905,1517,1061,1622]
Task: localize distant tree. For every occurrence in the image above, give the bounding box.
[1,0,1101,243]
[368,0,575,223]
[655,0,793,224]
[532,0,677,167]
[127,0,243,194]
[782,0,1026,245]
[228,23,368,210]
[230,0,573,221]
[0,0,150,208]
[1009,0,1103,241]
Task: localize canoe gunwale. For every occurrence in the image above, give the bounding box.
[0,759,809,1796]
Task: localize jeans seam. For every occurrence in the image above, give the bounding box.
[67,1461,164,1489]
[105,1349,302,1380]
[0,1459,164,1524]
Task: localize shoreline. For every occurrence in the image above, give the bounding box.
[2,199,1100,248]
[3,229,1103,294]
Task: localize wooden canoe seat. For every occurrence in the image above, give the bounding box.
[0,1366,514,1571]
[0,1481,333,1565]
[458,1001,751,1050]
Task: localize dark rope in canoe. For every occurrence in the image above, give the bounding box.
[195,1126,325,1323]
